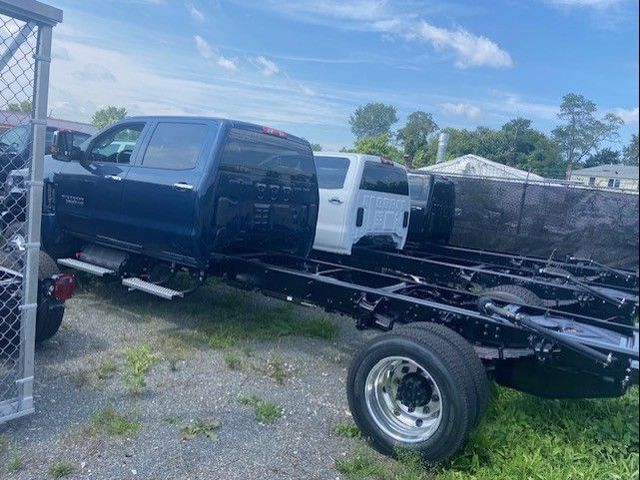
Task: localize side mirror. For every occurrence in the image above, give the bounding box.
[51,130,82,161]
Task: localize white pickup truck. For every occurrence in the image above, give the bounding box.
[313,152,410,255]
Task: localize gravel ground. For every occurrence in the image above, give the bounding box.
[0,278,380,480]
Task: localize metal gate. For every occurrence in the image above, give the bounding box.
[0,0,61,423]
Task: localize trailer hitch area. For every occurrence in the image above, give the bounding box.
[479,299,614,368]
[356,294,394,331]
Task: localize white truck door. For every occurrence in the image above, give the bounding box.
[353,159,410,250]
[313,155,352,254]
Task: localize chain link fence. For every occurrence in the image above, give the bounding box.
[0,0,60,423]
[443,173,639,269]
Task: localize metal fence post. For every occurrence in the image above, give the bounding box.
[0,0,61,423]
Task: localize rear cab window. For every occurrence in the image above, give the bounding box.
[219,127,316,179]
[359,161,409,195]
[141,122,209,170]
[315,156,350,189]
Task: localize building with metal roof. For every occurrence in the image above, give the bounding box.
[416,154,545,182]
[570,164,639,192]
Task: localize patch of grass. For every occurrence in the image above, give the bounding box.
[6,449,22,472]
[123,344,158,394]
[238,394,283,424]
[49,461,73,479]
[437,385,640,480]
[96,357,118,380]
[333,421,362,439]
[202,303,339,349]
[334,385,639,480]
[165,415,179,425]
[266,351,288,385]
[71,368,93,388]
[181,419,221,442]
[90,405,141,437]
[336,448,386,480]
[0,434,7,455]
[336,447,428,480]
[223,350,244,370]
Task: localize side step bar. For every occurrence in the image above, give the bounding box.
[122,278,184,300]
[57,258,115,277]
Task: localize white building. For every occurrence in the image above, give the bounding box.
[417,154,545,181]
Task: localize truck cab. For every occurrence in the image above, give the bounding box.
[39,117,318,269]
[406,172,455,247]
[313,152,410,255]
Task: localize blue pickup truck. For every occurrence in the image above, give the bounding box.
[4,116,318,299]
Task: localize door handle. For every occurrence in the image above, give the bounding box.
[328,197,343,205]
[104,175,122,181]
[173,182,194,191]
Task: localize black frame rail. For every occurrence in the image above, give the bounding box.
[407,243,639,292]
[214,252,638,399]
[312,247,639,325]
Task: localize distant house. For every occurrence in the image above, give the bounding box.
[416,154,545,182]
[570,164,639,192]
[0,110,96,136]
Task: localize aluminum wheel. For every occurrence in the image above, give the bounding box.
[364,355,443,443]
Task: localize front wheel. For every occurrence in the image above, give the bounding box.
[347,329,477,463]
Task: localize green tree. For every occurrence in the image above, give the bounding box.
[584,148,621,167]
[310,143,322,152]
[396,111,438,158]
[6,100,32,113]
[91,106,127,129]
[349,103,398,140]
[552,93,623,165]
[623,133,639,166]
[354,133,402,161]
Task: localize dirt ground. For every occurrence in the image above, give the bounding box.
[0,278,379,480]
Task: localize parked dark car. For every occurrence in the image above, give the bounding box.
[0,123,93,187]
[406,172,455,246]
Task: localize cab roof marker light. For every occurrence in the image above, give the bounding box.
[262,126,288,138]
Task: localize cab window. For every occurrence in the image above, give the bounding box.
[219,128,316,179]
[88,123,144,164]
[141,122,209,170]
[360,162,409,195]
[315,156,350,189]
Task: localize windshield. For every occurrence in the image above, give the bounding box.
[0,125,30,153]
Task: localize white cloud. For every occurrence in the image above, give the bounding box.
[440,102,482,119]
[187,3,205,22]
[613,107,639,124]
[232,0,513,70]
[193,35,238,72]
[410,22,513,69]
[217,55,238,72]
[251,56,280,76]
[193,34,213,60]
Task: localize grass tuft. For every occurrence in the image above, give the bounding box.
[333,421,362,439]
[238,394,283,424]
[123,344,158,394]
[6,449,22,472]
[49,461,73,479]
[90,405,141,437]
[181,419,221,442]
[96,357,118,380]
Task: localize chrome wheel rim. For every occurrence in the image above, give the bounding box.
[364,356,443,443]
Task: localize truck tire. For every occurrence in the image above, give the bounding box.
[347,329,476,463]
[397,322,489,427]
[35,251,65,342]
[480,284,544,307]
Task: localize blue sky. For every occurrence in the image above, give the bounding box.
[47,0,639,150]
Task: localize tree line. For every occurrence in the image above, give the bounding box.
[338,94,638,177]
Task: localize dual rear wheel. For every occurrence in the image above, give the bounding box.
[347,323,489,464]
